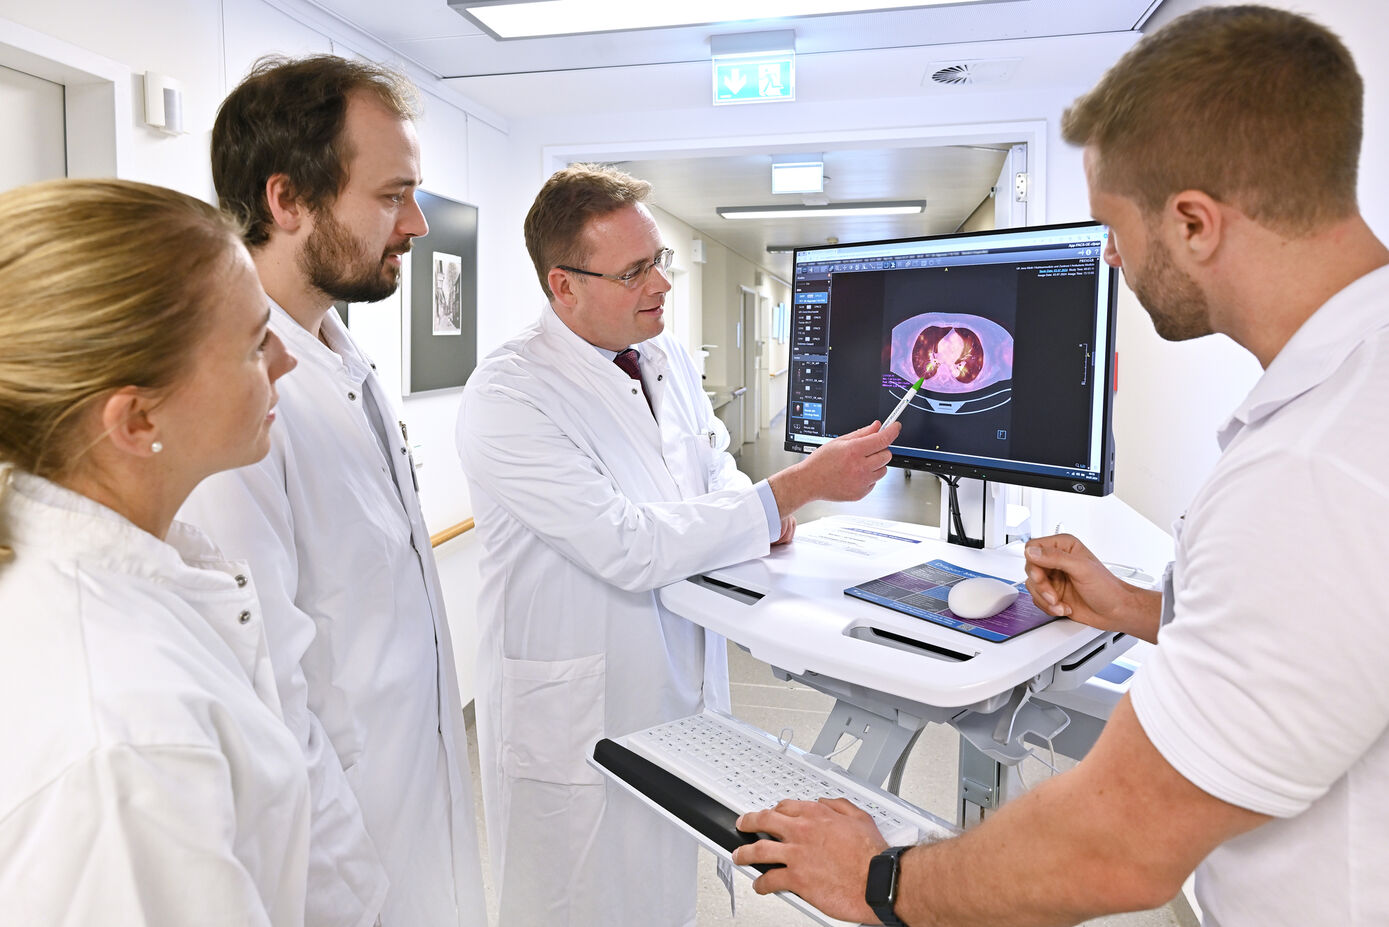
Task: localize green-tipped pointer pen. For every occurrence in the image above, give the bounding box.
[880,376,924,430]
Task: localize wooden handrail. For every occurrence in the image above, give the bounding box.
[430,517,475,548]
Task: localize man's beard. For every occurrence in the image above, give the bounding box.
[1132,235,1212,342]
[301,208,408,305]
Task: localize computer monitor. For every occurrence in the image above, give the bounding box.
[784,221,1118,496]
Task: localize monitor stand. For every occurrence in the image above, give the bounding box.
[943,477,1008,549]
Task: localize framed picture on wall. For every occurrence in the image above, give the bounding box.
[431,252,464,336]
[405,190,479,393]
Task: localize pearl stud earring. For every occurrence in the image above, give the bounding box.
[151,441,164,454]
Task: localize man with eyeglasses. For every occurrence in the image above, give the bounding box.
[456,163,900,927]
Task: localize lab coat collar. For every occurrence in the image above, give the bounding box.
[1216,264,1389,451]
[4,470,238,593]
[269,299,373,386]
[537,302,671,379]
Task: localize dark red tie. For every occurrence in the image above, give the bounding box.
[614,348,654,416]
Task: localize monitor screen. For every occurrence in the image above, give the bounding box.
[785,221,1118,495]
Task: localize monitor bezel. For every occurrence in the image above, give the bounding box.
[784,220,1119,497]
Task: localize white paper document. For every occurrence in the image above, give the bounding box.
[793,516,936,557]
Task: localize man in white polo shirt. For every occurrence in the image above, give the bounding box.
[732,7,1389,925]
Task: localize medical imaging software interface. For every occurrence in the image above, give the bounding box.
[786,223,1116,491]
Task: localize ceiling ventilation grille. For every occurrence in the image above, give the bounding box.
[931,64,972,85]
[925,58,1020,87]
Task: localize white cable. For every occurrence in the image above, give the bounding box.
[777,727,795,753]
[824,733,862,760]
[1016,735,1062,791]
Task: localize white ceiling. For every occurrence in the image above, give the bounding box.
[305,0,1165,276]
[316,0,1162,78]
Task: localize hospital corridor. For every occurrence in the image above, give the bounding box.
[3,1,1386,925]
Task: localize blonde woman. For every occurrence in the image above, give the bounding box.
[0,179,305,924]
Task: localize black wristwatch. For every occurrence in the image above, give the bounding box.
[865,845,912,926]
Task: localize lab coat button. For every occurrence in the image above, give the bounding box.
[237,610,252,625]
[631,387,639,395]
[348,391,357,400]
[234,574,247,587]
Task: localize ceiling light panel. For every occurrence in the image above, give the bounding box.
[718,201,925,219]
[771,161,824,194]
[454,0,998,40]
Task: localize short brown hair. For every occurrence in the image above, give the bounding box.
[213,54,419,248]
[0,179,245,479]
[524,164,652,299]
[1062,5,1361,233]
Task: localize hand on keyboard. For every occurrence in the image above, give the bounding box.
[733,826,786,870]
[732,798,892,925]
[623,711,926,846]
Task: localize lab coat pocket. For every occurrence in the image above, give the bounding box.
[681,429,725,492]
[499,651,606,786]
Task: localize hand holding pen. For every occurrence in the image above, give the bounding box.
[880,377,924,431]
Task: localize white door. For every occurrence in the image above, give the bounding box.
[0,65,66,192]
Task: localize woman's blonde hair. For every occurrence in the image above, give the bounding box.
[0,178,246,479]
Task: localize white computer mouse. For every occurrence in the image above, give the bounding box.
[947,576,1019,620]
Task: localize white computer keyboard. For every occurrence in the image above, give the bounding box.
[620,709,950,846]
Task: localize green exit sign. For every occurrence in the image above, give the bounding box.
[712,54,795,105]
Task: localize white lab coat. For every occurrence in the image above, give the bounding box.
[181,306,487,927]
[0,471,311,926]
[458,304,772,927]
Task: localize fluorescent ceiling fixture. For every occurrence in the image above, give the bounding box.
[771,161,824,195]
[719,201,925,220]
[453,0,996,39]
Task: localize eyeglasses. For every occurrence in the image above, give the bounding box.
[558,247,674,290]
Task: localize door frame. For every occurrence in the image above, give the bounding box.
[0,16,132,179]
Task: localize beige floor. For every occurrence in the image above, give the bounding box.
[463,417,1188,926]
